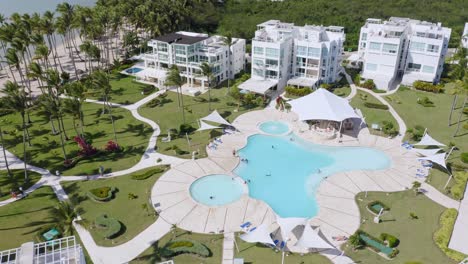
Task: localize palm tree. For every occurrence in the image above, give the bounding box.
[222,32,234,93]
[452,75,468,137]
[51,201,78,236]
[64,82,87,136]
[1,81,30,181]
[200,62,214,111]
[165,65,186,124]
[0,126,12,178]
[38,95,68,161]
[91,70,118,143]
[448,46,467,126]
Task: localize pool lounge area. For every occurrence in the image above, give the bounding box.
[150,108,421,253]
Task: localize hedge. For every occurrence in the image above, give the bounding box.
[434,208,467,261]
[87,187,116,202]
[413,81,444,93]
[285,86,312,97]
[357,230,399,258]
[131,165,170,180]
[461,153,468,164]
[364,102,389,110]
[361,79,376,90]
[380,233,400,248]
[367,200,390,214]
[450,171,468,200]
[160,239,210,258]
[95,214,122,239]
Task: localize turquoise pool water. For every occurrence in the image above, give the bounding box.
[190,174,244,206]
[234,133,391,217]
[125,67,143,74]
[259,121,289,135]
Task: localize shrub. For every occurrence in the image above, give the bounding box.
[462,153,468,164]
[354,74,361,85]
[463,123,468,130]
[104,140,121,152]
[434,209,466,261]
[382,121,398,136]
[74,136,97,157]
[364,102,389,110]
[407,125,425,141]
[417,96,435,107]
[409,212,418,219]
[380,233,400,247]
[142,85,156,95]
[128,193,138,199]
[131,166,170,180]
[361,79,376,90]
[87,187,116,202]
[367,200,390,214]
[147,98,161,108]
[179,124,195,134]
[95,214,122,239]
[160,239,210,258]
[450,172,468,200]
[320,83,333,90]
[413,81,444,93]
[285,86,312,97]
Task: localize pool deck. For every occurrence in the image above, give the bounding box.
[151,108,423,254]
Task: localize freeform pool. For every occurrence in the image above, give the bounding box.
[125,67,143,74]
[190,174,245,206]
[234,133,391,218]
[259,121,289,135]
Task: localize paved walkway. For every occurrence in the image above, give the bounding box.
[222,233,235,264]
[449,183,468,255]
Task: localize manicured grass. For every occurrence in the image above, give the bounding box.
[0,186,59,250]
[131,228,224,264]
[333,86,351,98]
[234,236,332,263]
[139,86,262,159]
[344,190,457,264]
[0,170,42,201]
[1,102,151,176]
[350,90,399,136]
[88,74,155,105]
[61,167,166,246]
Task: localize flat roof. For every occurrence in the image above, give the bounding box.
[154,32,208,45]
[238,78,278,94]
[287,76,318,88]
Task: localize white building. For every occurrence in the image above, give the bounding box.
[239,20,345,95]
[140,31,245,90]
[462,23,468,49]
[358,17,451,90]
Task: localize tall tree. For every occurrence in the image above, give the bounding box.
[200,62,214,111]
[165,65,186,124]
[91,70,118,143]
[223,32,234,94]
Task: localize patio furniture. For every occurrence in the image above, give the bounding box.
[42,228,60,241]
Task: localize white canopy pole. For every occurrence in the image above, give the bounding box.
[446,146,455,160]
[423,128,428,136]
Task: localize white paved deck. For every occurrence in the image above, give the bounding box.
[449,184,468,255]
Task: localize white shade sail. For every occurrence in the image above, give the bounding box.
[239,224,275,246]
[238,78,278,95]
[412,148,441,157]
[418,152,447,169]
[295,225,335,249]
[196,120,220,132]
[414,133,446,147]
[276,216,307,240]
[289,88,360,122]
[201,110,232,126]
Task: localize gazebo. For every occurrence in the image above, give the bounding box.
[288,88,360,136]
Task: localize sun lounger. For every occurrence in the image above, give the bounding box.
[249,227,257,232]
[240,222,251,228]
[274,239,279,245]
[215,138,223,143]
[279,241,286,250]
[416,173,427,178]
[332,236,348,241]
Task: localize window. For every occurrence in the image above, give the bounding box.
[361,42,366,48]
[187,45,195,55]
[157,43,168,53]
[266,70,277,78]
[297,46,307,56]
[158,54,168,62]
[426,44,439,53]
[365,63,377,71]
[307,47,320,58]
[265,59,278,67]
[296,57,306,67]
[188,55,197,63]
[253,46,264,55]
[407,63,421,72]
[265,48,279,58]
[199,55,208,62]
[253,58,263,67]
[253,68,264,77]
[410,42,425,52]
[174,45,186,55]
[175,56,186,64]
[296,68,305,76]
[422,65,435,73]
[382,43,398,54]
[369,42,381,51]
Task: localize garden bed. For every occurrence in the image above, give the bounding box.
[160,239,211,258]
[87,187,116,202]
[367,200,390,215]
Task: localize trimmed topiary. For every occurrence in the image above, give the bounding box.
[87,187,116,202]
[131,165,170,180]
[160,239,210,258]
[95,214,122,239]
[380,233,400,247]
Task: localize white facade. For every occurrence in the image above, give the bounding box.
[462,23,468,49]
[358,17,451,90]
[144,31,245,88]
[243,20,345,94]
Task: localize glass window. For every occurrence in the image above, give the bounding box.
[253,58,263,67]
[174,45,186,55]
[296,68,305,77]
[253,46,264,55]
[382,43,398,54]
[199,55,208,62]
[369,42,381,51]
[307,47,320,58]
[296,57,306,67]
[407,63,422,72]
[410,42,425,52]
[265,59,278,66]
[265,48,279,58]
[365,63,377,71]
[253,68,264,77]
[175,56,186,64]
[297,46,307,56]
[158,54,168,62]
[426,44,439,53]
[157,43,168,52]
[187,45,195,55]
[422,65,435,73]
[361,33,367,41]
[266,70,277,78]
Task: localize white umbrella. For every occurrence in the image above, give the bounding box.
[239,223,275,246]
[414,133,446,147]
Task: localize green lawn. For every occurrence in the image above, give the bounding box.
[0,186,59,250]
[61,167,167,246]
[1,101,152,176]
[333,86,351,98]
[344,190,457,264]
[234,236,332,264]
[139,86,262,159]
[88,74,155,105]
[0,170,42,201]
[131,228,224,264]
[350,90,399,136]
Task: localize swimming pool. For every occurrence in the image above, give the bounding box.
[259,121,290,135]
[234,133,391,217]
[125,67,143,74]
[190,174,245,206]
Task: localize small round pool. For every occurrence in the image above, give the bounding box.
[190,174,244,206]
[125,67,143,74]
[259,121,289,135]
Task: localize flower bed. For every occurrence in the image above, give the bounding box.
[95,214,122,239]
[87,187,116,202]
[160,239,211,258]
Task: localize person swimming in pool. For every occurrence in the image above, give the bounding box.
[210,196,214,199]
